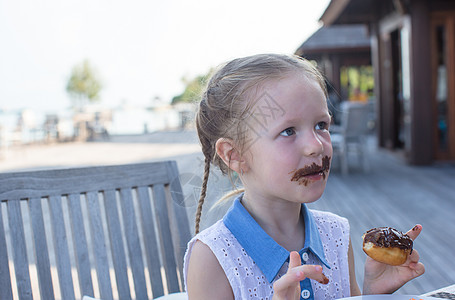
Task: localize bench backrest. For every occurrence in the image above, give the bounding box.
[0,160,191,300]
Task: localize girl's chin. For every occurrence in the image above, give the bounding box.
[291,186,326,203]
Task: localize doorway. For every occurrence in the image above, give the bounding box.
[390,29,405,149]
[381,27,408,151]
[431,13,455,160]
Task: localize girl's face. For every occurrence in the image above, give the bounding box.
[241,73,332,205]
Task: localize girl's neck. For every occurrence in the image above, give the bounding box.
[242,192,305,251]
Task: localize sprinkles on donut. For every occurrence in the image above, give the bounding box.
[362,227,413,266]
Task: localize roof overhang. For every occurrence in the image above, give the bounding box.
[319,0,351,26]
[295,24,370,56]
[319,0,377,26]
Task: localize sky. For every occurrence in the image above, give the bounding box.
[0,0,330,113]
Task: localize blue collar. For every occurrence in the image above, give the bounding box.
[223,195,330,282]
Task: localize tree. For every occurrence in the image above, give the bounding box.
[171,73,209,105]
[66,60,102,110]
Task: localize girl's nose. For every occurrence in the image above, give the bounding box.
[300,131,324,157]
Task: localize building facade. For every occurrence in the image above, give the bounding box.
[321,0,455,164]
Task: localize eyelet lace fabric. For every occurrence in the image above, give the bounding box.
[184,209,351,299]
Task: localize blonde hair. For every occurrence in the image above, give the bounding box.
[194,53,327,233]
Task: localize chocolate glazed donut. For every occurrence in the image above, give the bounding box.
[362,227,413,266]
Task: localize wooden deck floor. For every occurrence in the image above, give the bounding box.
[308,142,455,295]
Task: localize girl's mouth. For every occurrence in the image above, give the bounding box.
[290,156,331,186]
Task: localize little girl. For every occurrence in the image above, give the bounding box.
[184,54,424,299]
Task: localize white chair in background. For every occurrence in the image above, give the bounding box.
[330,101,371,175]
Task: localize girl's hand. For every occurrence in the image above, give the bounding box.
[363,224,425,295]
[273,251,329,300]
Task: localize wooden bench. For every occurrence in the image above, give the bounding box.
[0,160,192,300]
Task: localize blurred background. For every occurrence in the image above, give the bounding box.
[0,0,329,149]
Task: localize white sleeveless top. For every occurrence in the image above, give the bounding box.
[184,207,351,299]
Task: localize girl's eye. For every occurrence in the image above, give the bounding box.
[316,121,329,131]
[280,127,296,137]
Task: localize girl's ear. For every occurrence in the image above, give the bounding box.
[215,138,246,174]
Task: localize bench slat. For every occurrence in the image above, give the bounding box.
[8,200,33,300]
[153,184,180,293]
[0,162,170,201]
[86,191,114,300]
[0,204,14,299]
[166,161,191,282]
[48,195,75,300]
[102,189,130,300]
[137,186,164,297]
[67,193,94,297]
[28,197,55,300]
[119,188,148,299]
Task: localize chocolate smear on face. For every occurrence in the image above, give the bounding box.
[290,156,331,186]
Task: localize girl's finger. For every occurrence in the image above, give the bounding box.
[274,264,328,292]
[409,261,425,276]
[407,248,425,275]
[405,224,422,241]
[409,248,420,263]
[273,252,330,299]
[273,251,303,298]
[293,265,329,285]
[287,252,328,284]
[273,267,305,292]
[289,251,302,269]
